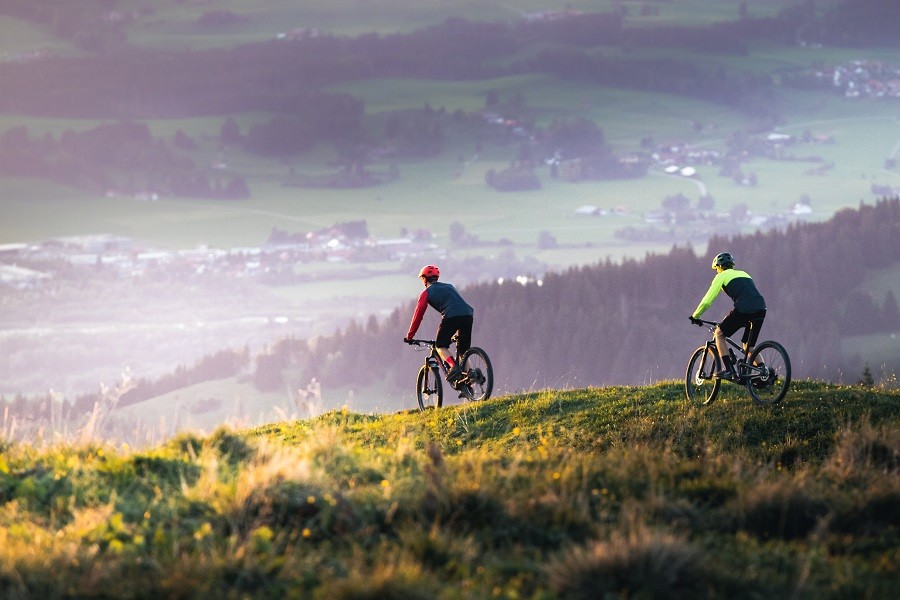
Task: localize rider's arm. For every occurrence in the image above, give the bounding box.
[692,272,725,319]
[405,289,429,339]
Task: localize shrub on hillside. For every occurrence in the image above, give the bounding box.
[545,527,708,599]
[730,478,829,540]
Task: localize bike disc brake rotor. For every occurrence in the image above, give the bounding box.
[693,369,707,386]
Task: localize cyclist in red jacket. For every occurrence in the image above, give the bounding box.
[404,265,474,383]
[690,252,767,381]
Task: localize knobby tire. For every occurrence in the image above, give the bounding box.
[746,341,791,405]
[685,345,721,406]
[459,347,493,401]
[416,364,443,410]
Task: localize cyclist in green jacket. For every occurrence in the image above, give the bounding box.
[690,252,766,381]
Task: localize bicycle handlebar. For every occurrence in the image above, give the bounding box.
[690,318,718,328]
[405,338,435,347]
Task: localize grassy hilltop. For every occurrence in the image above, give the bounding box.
[1,380,899,598]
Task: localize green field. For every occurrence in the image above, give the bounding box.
[0,0,795,56]
[2,2,899,260]
[111,0,794,49]
[1,92,896,255]
[2,76,897,256]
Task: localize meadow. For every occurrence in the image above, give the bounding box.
[1,380,898,598]
[2,81,897,258]
[117,0,793,48]
[0,0,798,59]
[3,0,899,257]
[2,1,899,260]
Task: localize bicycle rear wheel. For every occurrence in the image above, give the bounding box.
[685,345,721,406]
[416,364,443,410]
[459,347,493,401]
[746,341,791,406]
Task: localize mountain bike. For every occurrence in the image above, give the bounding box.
[686,318,791,406]
[405,337,493,410]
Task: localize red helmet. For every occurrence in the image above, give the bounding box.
[418,264,440,279]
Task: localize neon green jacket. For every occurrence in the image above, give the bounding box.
[692,269,766,318]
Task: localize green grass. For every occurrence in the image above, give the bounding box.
[1,380,898,597]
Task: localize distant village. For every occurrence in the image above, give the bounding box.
[0,222,440,290]
[809,59,900,99]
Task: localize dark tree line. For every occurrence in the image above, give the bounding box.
[7,200,896,419]
[113,348,251,410]
[0,120,259,198]
[0,98,364,197]
[1,3,895,123]
[259,198,899,396]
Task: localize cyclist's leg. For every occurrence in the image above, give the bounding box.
[716,311,745,377]
[435,319,456,367]
[435,317,466,379]
[454,315,473,360]
[742,311,766,364]
[714,326,729,360]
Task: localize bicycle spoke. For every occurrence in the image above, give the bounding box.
[747,341,791,405]
[685,346,721,406]
[460,348,493,401]
[416,364,443,410]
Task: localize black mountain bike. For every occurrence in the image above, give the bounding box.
[686,318,791,406]
[405,338,493,410]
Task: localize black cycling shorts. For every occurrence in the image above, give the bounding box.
[436,315,473,356]
[719,309,766,347]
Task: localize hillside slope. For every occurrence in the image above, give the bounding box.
[1,381,898,598]
[243,199,900,408]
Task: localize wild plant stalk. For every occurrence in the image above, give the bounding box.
[79,370,135,444]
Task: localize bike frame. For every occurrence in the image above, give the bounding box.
[687,317,791,406]
[407,338,453,380]
[694,319,767,383]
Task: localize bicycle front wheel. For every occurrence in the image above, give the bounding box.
[685,345,721,406]
[746,341,791,406]
[416,364,443,410]
[459,347,493,401]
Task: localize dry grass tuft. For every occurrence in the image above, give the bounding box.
[545,522,707,600]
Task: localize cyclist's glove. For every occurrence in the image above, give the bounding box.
[689,316,702,326]
[403,337,413,344]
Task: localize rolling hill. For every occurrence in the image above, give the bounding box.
[0,380,898,598]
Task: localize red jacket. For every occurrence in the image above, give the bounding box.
[406,282,473,339]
